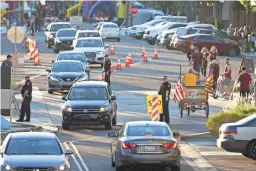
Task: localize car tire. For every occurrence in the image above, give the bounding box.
[228,48,237,57]
[105,119,113,130]
[116,166,125,171]
[62,122,70,130]
[48,89,53,94]
[242,153,250,158]
[246,140,256,160]
[117,38,120,42]
[171,166,180,171]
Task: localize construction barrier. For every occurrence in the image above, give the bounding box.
[116,57,122,70]
[110,44,115,55]
[154,49,158,59]
[146,95,163,121]
[28,38,40,66]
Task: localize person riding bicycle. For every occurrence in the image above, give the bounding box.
[183,67,198,86]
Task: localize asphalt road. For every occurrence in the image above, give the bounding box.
[1,23,252,171]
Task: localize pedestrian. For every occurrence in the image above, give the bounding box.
[1,55,13,67]
[16,75,33,122]
[158,76,171,124]
[211,60,220,94]
[191,46,203,78]
[103,55,111,85]
[208,46,218,62]
[187,45,194,65]
[237,66,252,102]
[227,24,234,35]
[201,47,209,78]
[221,58,232,97]
[35,13,40,32]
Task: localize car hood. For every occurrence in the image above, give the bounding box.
[133,24,149,29]
[73,47,104,52]
[224,38,238,45]
[56,37,74,41]
[51,72,85,78]
[3,155,65,167]
[66,100,109,109]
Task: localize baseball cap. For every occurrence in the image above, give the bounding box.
[7,55,12,58]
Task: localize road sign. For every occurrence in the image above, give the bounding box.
[146,95,163,114]
[7,26,25,44]
[129,5,138,16]
[70,16,83,25]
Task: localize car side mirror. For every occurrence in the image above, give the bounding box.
[108,132,117,137]
[65,149,73,155]
[52,60,55,63]
[46,69,51,72]
[110,96,116,100]
[173,132,180,138]
[62,95,67,101]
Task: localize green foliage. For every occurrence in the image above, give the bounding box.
[12,83,22,90]
[206,103,256,134]
[232,1,244,11]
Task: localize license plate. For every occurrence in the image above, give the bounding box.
[141,146,156,152]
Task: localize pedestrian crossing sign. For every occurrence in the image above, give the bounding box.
[146,95,163,114]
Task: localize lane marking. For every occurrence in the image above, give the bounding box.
[69,142,90,171]
[63,142,83,171]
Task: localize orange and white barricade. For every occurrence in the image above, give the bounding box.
[146,95,163,121]
[28,39,40,66]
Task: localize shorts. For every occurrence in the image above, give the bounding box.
[222,78,231,86]
[240,90,250,97]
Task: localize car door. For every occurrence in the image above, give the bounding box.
[107,85,116,113]
[113,125,126,160]
[236,118,256,140]
[193,35,212,50]
[211,36,226,53]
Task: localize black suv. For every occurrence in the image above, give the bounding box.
[61,81,117,130]
[53,28,77,53]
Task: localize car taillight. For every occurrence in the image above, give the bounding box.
[220,131,238,135]
[121,142,137,149]
[162,142,177,149]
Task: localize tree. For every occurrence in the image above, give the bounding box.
[239,0,256,25]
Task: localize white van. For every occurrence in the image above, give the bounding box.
[155,16,188,23]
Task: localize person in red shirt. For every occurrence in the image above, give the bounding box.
[191,46,203,77]
[238,66,252,99]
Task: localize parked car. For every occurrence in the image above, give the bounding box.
[44,22,72,48]
[46,60,89,94]
[61,81,117,130]
[72,37,109,68]
[217,114,256,160]
[53,28,77,53]
[108,121,181,171]
[0,132,73,171]
[158,28,179,48]
[73,30,101,47]
[99,22,120,41]
[185,24,217,31]
[155,15,188,23]
[172,34,240,56]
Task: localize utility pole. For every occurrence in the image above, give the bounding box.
[125,1,131,28]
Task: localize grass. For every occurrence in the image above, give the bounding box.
[12,83,22,90]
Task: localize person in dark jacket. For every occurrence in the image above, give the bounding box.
[212,60,220,93]
[103,55,111,85]
[158,76,171,124]
[1,55,12,67]
[187,45,194,64]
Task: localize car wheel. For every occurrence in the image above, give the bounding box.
[105,119,113,130]
[117,38,120,42]
[62,122,70,130]
[171,166,180,171]
[116,166,125,171]
[246,140,256,160]
[48,89,53,94]
[228,48,237,57]
[242,153,250,158]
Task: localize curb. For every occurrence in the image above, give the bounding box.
[180,132,218,142]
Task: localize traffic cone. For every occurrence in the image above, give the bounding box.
[154,49,158,59]
[141,46,146,56]
[116,57,122,70]
[128,53,133,64]
[110,64,114,73]
[125,56,130,67]
[143,52,149,62]
[110,45,115,55]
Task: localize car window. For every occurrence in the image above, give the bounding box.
[78,32,100,38]
[6,139,62,155]
[103,24,118,28]
[187,29,197,35]
[127,126,170,136]
[213,32,223,39]
[68,87,108,100]
[199,30,212,34]
[177,28,186,35]
[52,63,83,72]
[212,36,223,42]
[57,30,76,37]
[195,35,212,41]
[168,24,181,30]
[76,39,103,47]
[57,53,86,62]
[50,24,71,32]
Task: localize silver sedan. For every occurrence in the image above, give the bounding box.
[108,121,181,171]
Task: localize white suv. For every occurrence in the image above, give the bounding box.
[73,37,109,68]
[99,22,120,41]
[73,30,101,47]
[217,114,256,160]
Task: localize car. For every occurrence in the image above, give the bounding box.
[172,34,240,56]
[53,28,77,53]
[46,60,89,94]
[73,30,101,47]
[52,51,90,75]
[0,132,73,171]
[158,28,179,47]
[61,81,117,130]
[96,22,105,30]
[142,21,168,40]
[99,22,120,41]
[72,37,109,68]
[185,23,217,31]
[217,114,256,160]
[44,22,72,48]
[108,121,181,171]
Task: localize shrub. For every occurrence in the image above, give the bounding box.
[206,103,256,134]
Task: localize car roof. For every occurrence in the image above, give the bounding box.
[102,22,118,25]
[58,51,84,54]
[57,28,77,31]
[78,30,99,33]
[126,121,169,127]
[77,37,102,40]
[51,22,71,25]
[73,81,108,88]
[54,60,82,64]
[10,132,56,139]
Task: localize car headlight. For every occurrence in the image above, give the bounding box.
[58,163,69,171]
[1,164,12,171]
[48,35,53,39]
[139,28,145,32]
[97,51,104,56]
[77,75,88,82]
[49,75,59,81]
[55,39,61,43]
[99,106,111,112]
[62,106,72,112]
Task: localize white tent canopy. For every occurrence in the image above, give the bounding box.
[1,2,9,9]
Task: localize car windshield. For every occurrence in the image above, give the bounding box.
[103,24,118,28]
[57,53,86,62]
[68,87,108,100]
[78,32,100,38]
[53,63,83,72]
[235,114,256,125]
[50,24,71,32]
[6,139,62,155]
[127,126,170,136]
[76,39,103,47]
[57,30,76,37]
